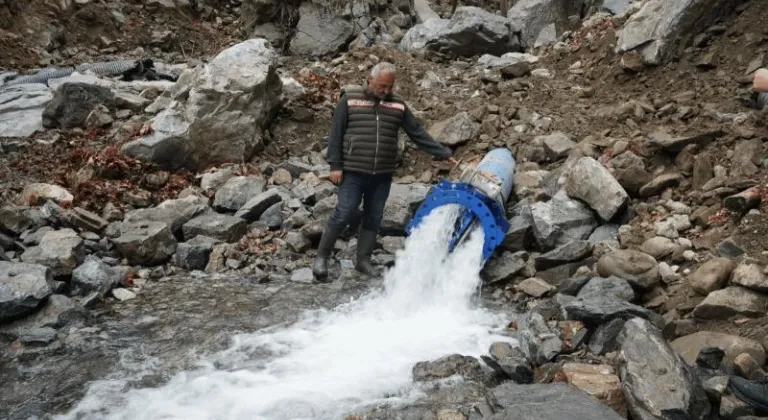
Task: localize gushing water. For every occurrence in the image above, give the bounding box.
[55,205,512,420]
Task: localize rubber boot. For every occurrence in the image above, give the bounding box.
[312,226,343,281]
[355,229,378,276]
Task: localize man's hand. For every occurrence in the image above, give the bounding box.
[329,170,343,185]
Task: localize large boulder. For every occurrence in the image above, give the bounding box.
[507,0,589,48]
[522,190,598,251]
[289,1,355,56]
[616,0,742,65]
[380,183,429,236]
[0,83,52,138]
[564,157,628,221]
[121,39,282,170]
[400,6,521,58]
[42,82,116,129]
[488,382,625,420]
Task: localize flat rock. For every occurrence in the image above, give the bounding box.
[564,157,628,221]
[731,262,768,293]
[182,214,247,243]
[20,228,85,277]
[0,262,53,324]
[639,172,683,198]
[688,257,735,295]
[617,318,711,419]
[693,287,766,320]
[671,331,766,368]
[516,277,555,298]
[645,128,722,152]
[235,189,283,222]
[561,363,626,417]
[596,249,660,290]
[534,240,592,270]
[123,195,210,236]
[111,221,178,266]
[213,176,266,212]
[562,295,665,328]
[487,382,625,420]
[0,83,53,138]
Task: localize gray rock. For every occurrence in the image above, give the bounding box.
[640,236,678,259]
[213,176,266,212]
[616,0,740,65]
[200,167,235,191]
[285,231,310,253]
[381,183,429,236]
[400,6,521,58]
[112,221,178,266]
[692,287,766,320]
[0,262,53,323]
[290,267,314,283]
[730,262,768,293]
[20,229,85,277]
[578,276,635,302]
[588,225,619,244]
[688,257,734,295]
[290,1,354,56]
[0,83,53,138]
[235,189,282,222]
[483,354,534,384]
[502,215,532,251]
[429,111,477,146]
[618,318,711,420]
[588,318,626,356]
[534,240,592,270]
[259,202,283,229]
[42,82,116,129]
[507,0,587,49]
[610,151,652,197]
[517,277,556,298]
[517,311,562,366]
[18,326,58,345]
[412,354,483,382]
[539,132,575,161]
[0,205,47,235]
[523,190,598,250]
[182,214,247,243]
[482,251,526,283]
[670,331,766,368]
[123,195,210,236]
[564,157,628,221]
[601,0,633,15]
[488,382,625,420]
[562,295,665,328]
[1,294,84,333]
[173,236,220,271]
[513,169,549,199]
[121,39,282,171]
[71,255,121,296]
[595,249,660,290]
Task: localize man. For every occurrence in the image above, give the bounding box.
[313,62,457,280]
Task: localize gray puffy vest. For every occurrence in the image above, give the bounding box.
[341,84,406,175]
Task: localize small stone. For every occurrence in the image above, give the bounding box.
[596,250,660,290]
[688,257,735,295]
[112,288,136,301]
[290,267,314,283]
[516,277,555,298]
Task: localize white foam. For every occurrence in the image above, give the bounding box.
[55,205,512,420]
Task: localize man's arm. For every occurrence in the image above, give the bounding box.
[327,94,348,171]
[401,105,452,159]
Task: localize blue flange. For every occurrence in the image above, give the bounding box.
[406,180,510,262]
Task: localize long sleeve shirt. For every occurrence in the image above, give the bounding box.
[326,93,453,172]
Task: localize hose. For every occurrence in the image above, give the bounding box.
[2,59,178,88]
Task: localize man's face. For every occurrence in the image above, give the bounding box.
[367,71,395,99]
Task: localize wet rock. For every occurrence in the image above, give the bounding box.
[112,221,178,266]
[17,326,58,345]
[517,311,562,366]
[430,111,477,147]
[534,240,592,270]
[42,82,116,129]
[213,176,266,212]
[617,318,711,419]
[20,228,85,277]
[487,382,625,420]
[123,195,210,236]
[561,363,626,417]
[596,249,660,290]
[182,214,247,243]
[539,132,575,161]
[524,190,598,250]
[483,342,533,384]
[173,236,220,271]
[516,277,555,298]
[412,354,483,382]
[122,39,282,170]
[692,287,766,320]
[562,295,665,328]
[1,294,84,334]
[689,257,735,295]
[564,157,628,221]
[235,189,283,222]
[502,215,532,251]
[671,332,766,368]
[577,276,635,302]
[482,251,526,283]
[400,7,521,58]
[731,262,768,293]
[289,1,354,56]
[0,262,53,323]
[20,183,74,206]
[71,255,121,296]
[381,183,428,236]
[617,0,739,65]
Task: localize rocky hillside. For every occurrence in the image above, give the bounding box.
[3,0,768,418]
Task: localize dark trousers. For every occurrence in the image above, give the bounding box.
[327,171,393,233]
